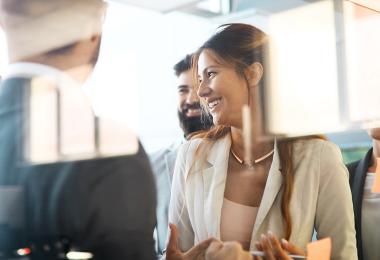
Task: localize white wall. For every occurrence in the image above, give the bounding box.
[0,3,375,154]
[93,2,216,153]
[0,3,216,153]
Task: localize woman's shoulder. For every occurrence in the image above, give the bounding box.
[175,138,209,165]
[178,138,207,155]
[292,138,347,178]
[180,135,229,154]
[292,138,344,169]
[176,135,230,169]
[293,138,341,157]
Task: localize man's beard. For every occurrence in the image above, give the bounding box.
[178,106,213,138]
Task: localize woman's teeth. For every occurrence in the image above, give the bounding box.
[208,99,221,109]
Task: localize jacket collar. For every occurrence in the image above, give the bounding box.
[201,134,282,240]
[202,134,231,238]
[206,135,231,167]
[252,140,282,237]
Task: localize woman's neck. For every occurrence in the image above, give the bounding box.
[230,127,274,163]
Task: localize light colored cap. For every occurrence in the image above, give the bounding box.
[0,0,107,62]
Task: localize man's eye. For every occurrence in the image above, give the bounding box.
[178,88,188,93]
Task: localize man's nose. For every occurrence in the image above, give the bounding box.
[186,88,199,104]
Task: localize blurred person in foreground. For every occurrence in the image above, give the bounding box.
[0,0,156,259]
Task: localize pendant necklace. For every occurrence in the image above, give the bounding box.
[230,147,274,167]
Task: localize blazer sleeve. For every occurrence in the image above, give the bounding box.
[314,142,358,260]
[168,142,195,252]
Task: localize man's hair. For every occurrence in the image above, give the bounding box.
[173,54,193,77]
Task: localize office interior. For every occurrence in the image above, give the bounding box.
[0,0,379,259]
[0,0,378,163]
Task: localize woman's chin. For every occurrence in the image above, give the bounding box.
[213,117,227,127]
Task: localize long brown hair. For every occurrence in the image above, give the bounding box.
[191,23,323,240]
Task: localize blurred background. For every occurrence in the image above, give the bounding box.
[1,0,378,163]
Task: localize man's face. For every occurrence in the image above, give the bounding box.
[177,69,212,137]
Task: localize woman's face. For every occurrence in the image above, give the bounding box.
[197,50,248,128]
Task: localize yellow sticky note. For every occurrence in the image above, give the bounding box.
[372,158,380,193]
[307,237,331,260]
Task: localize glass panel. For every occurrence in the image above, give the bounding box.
[264,0,341,136]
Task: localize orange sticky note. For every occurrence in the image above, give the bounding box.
[307,237,331,260]
[372,158,380,193]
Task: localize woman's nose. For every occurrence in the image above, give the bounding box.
[197,81,212,98]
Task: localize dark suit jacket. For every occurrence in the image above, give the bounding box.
[346,148,373,260]
[0,77,157,259]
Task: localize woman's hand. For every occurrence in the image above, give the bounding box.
[254,231,305,260]
[166,223,215,260]
[205,241,253,260]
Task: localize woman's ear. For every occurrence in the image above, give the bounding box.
[245,62,263,88]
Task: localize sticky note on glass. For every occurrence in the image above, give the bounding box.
[307,237,331,260]
[372,158,380,193]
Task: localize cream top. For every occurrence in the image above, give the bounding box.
[361,172,380,260]
[220,197,258,250]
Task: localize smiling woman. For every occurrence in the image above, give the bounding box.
[166,23,358,260]
[197,49,255,128]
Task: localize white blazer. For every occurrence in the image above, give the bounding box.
[168,134,357,260]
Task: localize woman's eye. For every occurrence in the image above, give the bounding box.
[207,71,216,78]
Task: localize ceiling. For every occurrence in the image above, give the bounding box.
[109,0,310,15]
[109,0,202,12]
[109,0,380,16]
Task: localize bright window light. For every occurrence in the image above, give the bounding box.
[344,1,380,123]
[265,0,341,136]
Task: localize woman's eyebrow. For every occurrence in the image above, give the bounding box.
[201,65,220,74]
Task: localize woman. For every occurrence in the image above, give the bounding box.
[167,23,357,259]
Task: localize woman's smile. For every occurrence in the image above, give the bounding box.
[207,97,222,113]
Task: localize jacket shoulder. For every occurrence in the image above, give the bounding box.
[293,138,343,163]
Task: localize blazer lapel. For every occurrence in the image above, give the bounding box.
[253,143,283,235]
[203,135,231,239]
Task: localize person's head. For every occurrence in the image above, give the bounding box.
[0,0,106,83]
[195,23,266,128]
[192,24,301,240]
[174,54,213,138]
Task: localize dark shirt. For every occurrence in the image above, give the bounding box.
[346,148,373,260]
[0,77,156,259]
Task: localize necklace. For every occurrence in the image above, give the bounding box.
[230,147,274,166]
